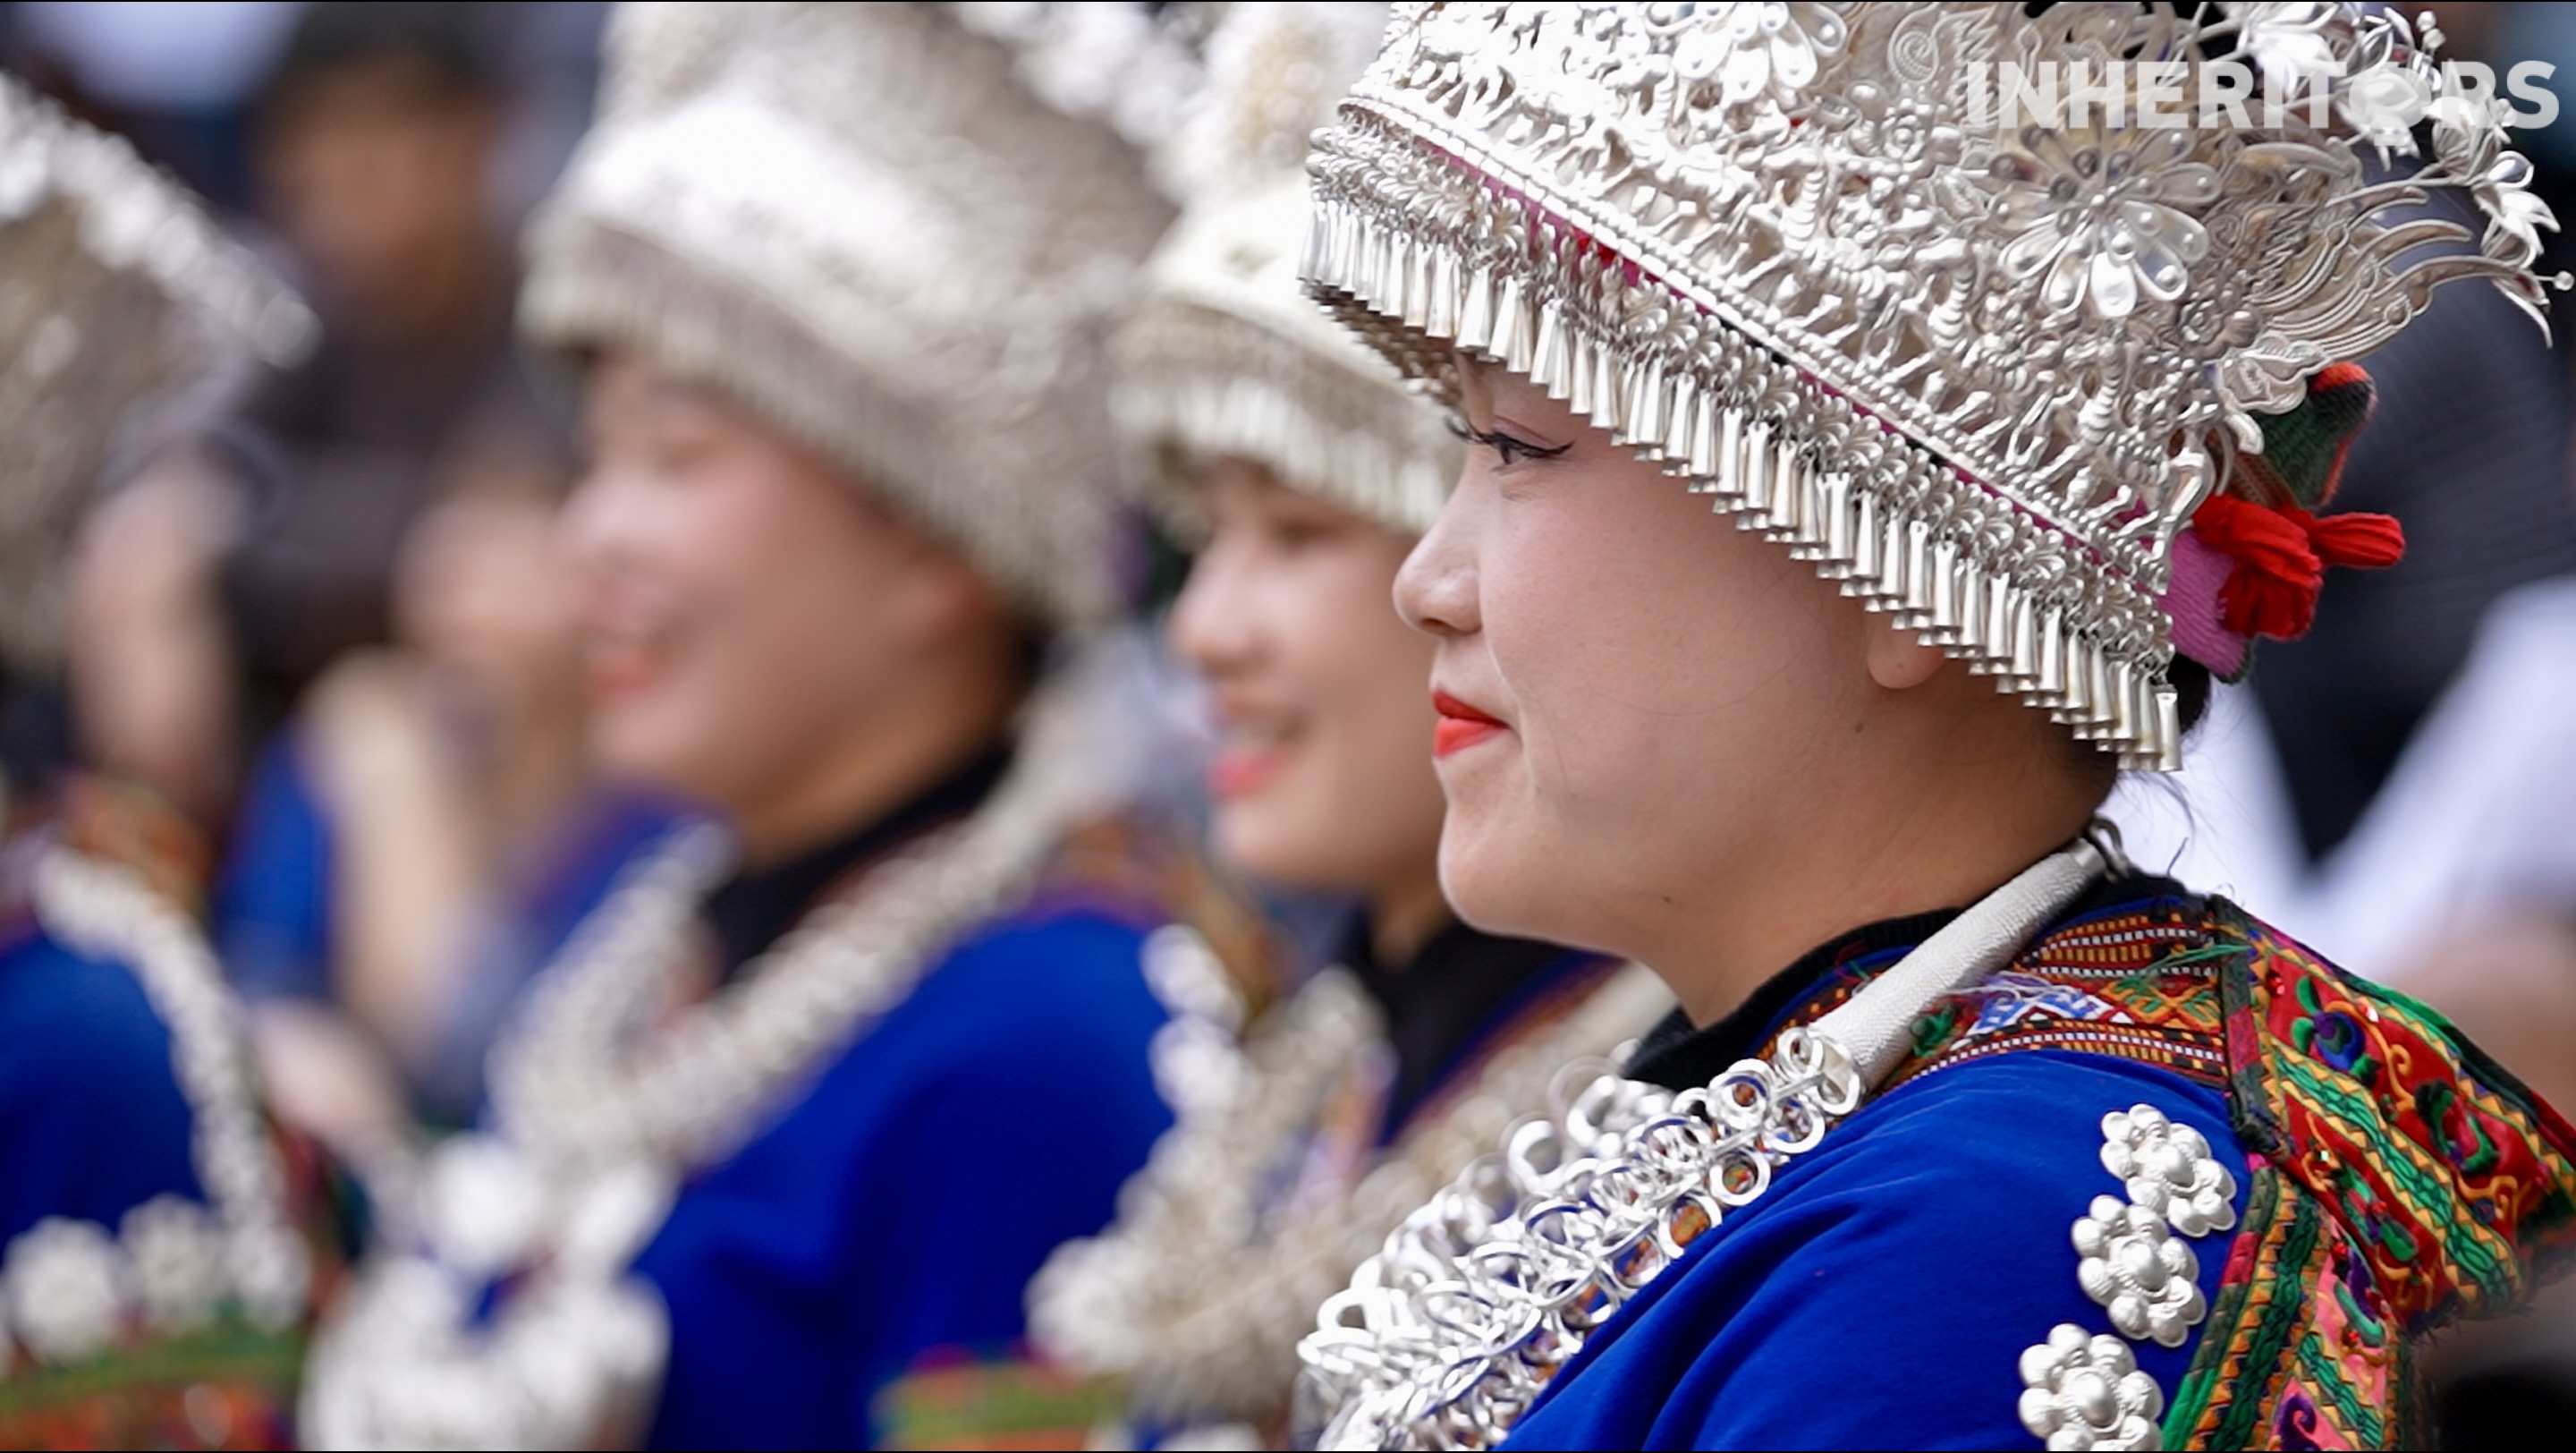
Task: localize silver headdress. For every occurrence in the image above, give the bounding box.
[0,76,312,676]
[521,2,1183,628]
[1301,2,2561,768]
[1115,2,1461,538]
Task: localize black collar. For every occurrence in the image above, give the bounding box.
[1343,914,1593,1129]
[702,743,1013,976]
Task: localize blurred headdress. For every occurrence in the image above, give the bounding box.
[1301,2,2562,767]
[521,1,1191,628]
[1114,2,1460,538]
[0,75,311,676]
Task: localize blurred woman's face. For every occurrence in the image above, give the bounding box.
[1394,359,1878,959]
[394,489,579,717]
[1166,460,1446,903]
[560,353,977,815]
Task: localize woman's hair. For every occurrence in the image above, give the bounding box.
[2169,656,2215,738]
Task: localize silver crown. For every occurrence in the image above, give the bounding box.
[522,2,1181,628]
[1301,2,2560,768]
[1,75,312,675]
[1114,2,1462,538]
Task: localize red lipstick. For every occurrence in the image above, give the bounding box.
[1432,691,1508,759]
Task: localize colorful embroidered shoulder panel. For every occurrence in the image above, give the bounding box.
[2163,902,2576,1449]
[1887,895,2232,1093]
[1866,886,2576,1449]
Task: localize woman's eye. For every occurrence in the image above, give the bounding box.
[1265,519,1333,551]
[1448,414,1571,468]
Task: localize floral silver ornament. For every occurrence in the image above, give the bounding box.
[2073,1194,2207,1348]
[2101,1103,2238,1237]
[2018,1323,2165,1451]
[121,1195,230,1333]
[1992,126,2219,321]
[1678,2,1851,107]
[3,1219,129,1364]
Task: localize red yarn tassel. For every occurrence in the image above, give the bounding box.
[2190,495,2405,642]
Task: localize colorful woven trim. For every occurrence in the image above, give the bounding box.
[1887,898,2233,1093]
[1796,886,2576,1449]
[0,1321,302,1450]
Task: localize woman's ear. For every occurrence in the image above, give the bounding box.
[1864,616,1947,692]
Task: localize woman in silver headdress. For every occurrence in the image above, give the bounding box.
[1284,5,2576,1449]
[0,75,324,1447]
[983,8,1670,1446]
[297,5,1247,1449]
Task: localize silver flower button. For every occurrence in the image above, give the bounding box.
[2073,1194,2207,1347]
[2018,1323,2165,1451]
[2101,1104,2238,1236]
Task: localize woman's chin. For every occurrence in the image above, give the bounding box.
[585,705,724,804]
[1436,819,1563,944]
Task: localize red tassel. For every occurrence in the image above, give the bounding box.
[2190,495,2405,642]
[2307,511,2405,571]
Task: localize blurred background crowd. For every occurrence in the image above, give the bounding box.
[8,0,2576,1442]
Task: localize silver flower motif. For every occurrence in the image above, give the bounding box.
[2018,1323,2165,1451]
[1670,2,1850,107]
[2073,1194,2207,1347]
[121,1195,228,1332]
[1992,125,2220,320]
[2101,1104,2238,1237]
[3,1217,131,1364]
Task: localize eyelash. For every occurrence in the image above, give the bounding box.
[1447,414,1572,467]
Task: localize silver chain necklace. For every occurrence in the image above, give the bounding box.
[1295,837,2114,1450]
[1032,956,1669,1430]
[304,655,1169,1449]
[1,846,309,1370]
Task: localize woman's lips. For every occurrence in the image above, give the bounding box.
[1208,742,1292,800]
[1432,691,1508,759]
[583,638,667,703]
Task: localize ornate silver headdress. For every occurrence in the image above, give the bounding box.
[1114,2,1462,538]
[1301,2,2561,768]
[521,2,1183,627]
[0,76,312,676]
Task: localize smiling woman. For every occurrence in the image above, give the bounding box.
[563,354,1031,867]
[1285,6,2576,1452]
[292,7,1252,1450]
[1004,8,1669,1440]
[1409,357,2107,1018]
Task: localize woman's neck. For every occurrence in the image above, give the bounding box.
[1368,862,1455,968]
[1647,754,2102,1026]
[731,659,1024,871]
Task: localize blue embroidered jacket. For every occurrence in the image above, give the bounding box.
[1501,878,2576,1451]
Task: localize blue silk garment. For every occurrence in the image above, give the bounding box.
[635,901,1178,1449]
[1501,889,2246,1452]
[211,731,682,1124]
[607,748,1182,1450]
[0,783,326,1448]
[1504,1054,2241,1449]
[0,916,203,1250]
